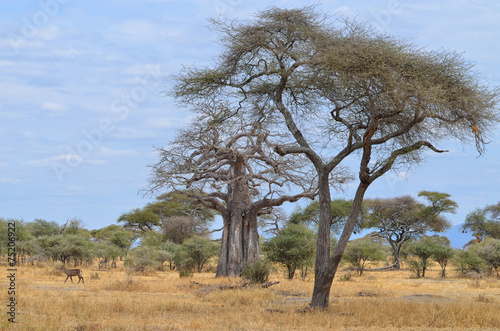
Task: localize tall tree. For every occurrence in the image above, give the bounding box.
[117,208,160,233]
[171,6,499,308]
[146,104,322,276]
[366,192,455,269]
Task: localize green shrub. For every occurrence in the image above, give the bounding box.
[241,258,272,283]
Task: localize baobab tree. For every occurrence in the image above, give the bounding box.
[172,6,499,308]
[146,103,339,276]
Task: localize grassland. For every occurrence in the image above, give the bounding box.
[1,264,499,330]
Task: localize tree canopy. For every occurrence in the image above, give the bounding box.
[366,192,455,269]
[462,202,500,243]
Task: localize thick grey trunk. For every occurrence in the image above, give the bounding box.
[216,209,259,276]
[216,162,259,277]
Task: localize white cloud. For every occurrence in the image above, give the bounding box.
[99,147,138,157]
[107,20,167,44]
[144,117,181,129]
[0,177,23,183]
[50,46,84,58]
[38,25,63,41]
[24,154,106,167]
[109,127,157,139]
[40,102,67,113]
[67,185,83,191]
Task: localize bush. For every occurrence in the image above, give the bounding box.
[407,259,423,279]
[241,258,272,284]
[263,223,315,279]
[342,238,386,276]
[454,249,487,276]
[172,236,219,277]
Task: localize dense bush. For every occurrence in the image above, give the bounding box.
[241,258,272,284]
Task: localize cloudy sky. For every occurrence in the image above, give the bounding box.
[1,0,499,235]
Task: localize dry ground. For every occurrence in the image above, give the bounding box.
[1,264,500,330]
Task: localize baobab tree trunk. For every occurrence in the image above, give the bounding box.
[216,163,260,277]
[216,206,259,276]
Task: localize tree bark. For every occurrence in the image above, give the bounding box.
[310,182,369,309]
[391,242,402,270]
[216,162,260,277]
[311,170,333,307]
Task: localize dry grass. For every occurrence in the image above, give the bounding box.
[1,264,499,330]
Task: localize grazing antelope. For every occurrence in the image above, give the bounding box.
[61,265,84,284]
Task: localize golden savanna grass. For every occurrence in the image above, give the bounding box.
[1,264,500,330]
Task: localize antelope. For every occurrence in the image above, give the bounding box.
[61,265,84,284]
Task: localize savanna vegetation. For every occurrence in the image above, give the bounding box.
[1,253,500,330]
[2,195,500,330]
[2,5,500,330]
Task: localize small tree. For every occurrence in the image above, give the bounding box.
[432,244,454,278]
[118,208,160,233]
[454,248,487,276]
[289,199,365,235]
[179,236,219,273]
[342,238,386,276]
[263,224,316,279]
[126,246,158,272]
[473,238,500,276]
[367,192,455,270]
[408,236,450,278]
[161,241,180,270]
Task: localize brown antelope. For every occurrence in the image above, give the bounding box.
[61,265,84,284]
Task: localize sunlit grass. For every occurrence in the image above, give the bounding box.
[1,263,499,330]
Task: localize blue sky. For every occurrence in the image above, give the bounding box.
[1,0,499,240]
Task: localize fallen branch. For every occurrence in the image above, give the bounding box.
[192,281,248,290]
[261,281,279,288]
[192,280,279,290]
[365,264,397,272]
[342,264,397,272]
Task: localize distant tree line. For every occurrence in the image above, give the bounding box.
[2,193,498,281]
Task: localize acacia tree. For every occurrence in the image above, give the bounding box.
[147,104,322,276]
[366,192,456,269]
[289,199,365,235]
[408,235,450,278]
[171,7,499,308]
[462,202,500,244]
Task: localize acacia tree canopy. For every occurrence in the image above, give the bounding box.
[169,6,499,308]
[366,192,455,269]
[462,202,500,243]
[289,199,367,235]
